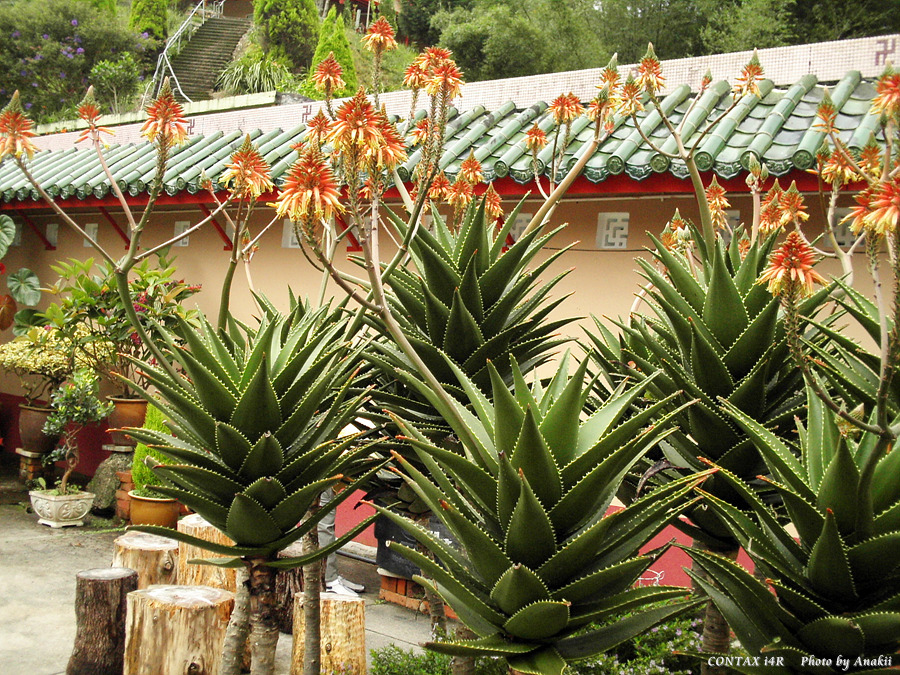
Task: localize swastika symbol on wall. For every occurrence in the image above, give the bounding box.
[597,212,629,249]
[875,38,896,66]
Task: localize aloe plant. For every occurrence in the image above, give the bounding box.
[375,353,709,675]
[684,389,900,674]
[586,230,833,663]
[366,198,574,430]
[124,304,378,675]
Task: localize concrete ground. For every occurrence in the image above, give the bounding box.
[0,453,432,675]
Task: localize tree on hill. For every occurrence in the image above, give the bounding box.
[129,0,167,40]
[305,7,357,98]
[254,0,321,71]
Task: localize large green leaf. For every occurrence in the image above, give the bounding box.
[8,268,41,306]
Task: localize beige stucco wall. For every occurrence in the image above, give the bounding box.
[0,189,878,396]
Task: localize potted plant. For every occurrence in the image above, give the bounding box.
[0,326,79,454]
[28,368,114,527]
[41,255,201,445]
[0,213,41,333]
[128,403,180,528]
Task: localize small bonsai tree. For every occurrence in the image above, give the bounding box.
[131,402,173,498]
[42,368,114,494]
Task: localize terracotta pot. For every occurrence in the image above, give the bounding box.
[115,470,134,521]
[107,397,148,447]
[18,404,60,454]
[129,490,179,528]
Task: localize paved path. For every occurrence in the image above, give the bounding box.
[0,458,432,674]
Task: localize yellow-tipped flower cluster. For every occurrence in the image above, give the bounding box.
[0,91,36,160]
[758,231,825,298]
[274,146,343,226]
[362,17,397,56]
[312,53,346,97]
[141,83,188,147]
[220,135,273,200]
[843,180,900,236]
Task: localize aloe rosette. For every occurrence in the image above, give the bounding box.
[587,231,832,545]
[684,389,900,673]
[124,304,379,564]
[375,354,709,675]
[365,198,573,431]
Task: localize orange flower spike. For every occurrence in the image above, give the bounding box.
[815,88,837,132]
[403,62,429,91]
[362,17,397,56]
[778,181,808,226]
[141,81,188,146]
[758,231,826,298]
[313,53,346,97]
[426,59,464,102]
[842,188,873,234]
[816,146,861,186]
[459,151,483,184]
[428,172,451,201]
[637,43,665,95]
[328,90,382,163]
[699,69,713,93]
[446,178,473,210]
[75,86,113,143]
[865,179,900,235]
[599,54,619,91]
[548,92,584,126]
[859,138,884,177]
[305,110,332,149]
[0,90,37,160]
[872,63,900,119]
[483,183,503,220]
[705,175,730,230]
[220,134,273,200]
[617,73,644,116]
[274,147,343,225]
[410,118,430,146]
[420,46,453,71]
[524,124,548,153]
[733,50,763,98]
[368,111,407,169]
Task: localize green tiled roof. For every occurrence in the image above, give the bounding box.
[0,70,881,204]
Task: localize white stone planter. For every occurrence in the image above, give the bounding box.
[29,490,95,528]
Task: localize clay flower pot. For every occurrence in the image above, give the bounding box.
[129,491,179,529]
[18,404,60,454]
[107,398,148,447]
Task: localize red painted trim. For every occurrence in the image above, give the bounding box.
[335,213,363,252]
[4,170,863,214]
[16,210,56,250]
[198,203,234,250]
[98,206,131,248]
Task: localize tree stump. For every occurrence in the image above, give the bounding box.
[274,541,305,634]
[124,585,234,675]
[290,592,366,675]
[67,567,138,675]
[177,514,237,591]
[112,531,179,588]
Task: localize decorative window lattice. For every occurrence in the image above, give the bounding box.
[46,222,58,248]
[173,221,190,247]
[832,209,860,249]
[596,212,629,249]
[281,220,301,249]
[84,223,98,248]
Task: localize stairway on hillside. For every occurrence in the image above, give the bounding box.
[169,16,252,102]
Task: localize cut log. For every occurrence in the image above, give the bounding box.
[177,513,237,591]
[124,585,234,675]
[274,542,305,634]
[67,567,138,675]
[112,531,179,588]
[290,592,366,675]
